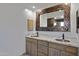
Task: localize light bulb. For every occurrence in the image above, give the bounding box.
[32,6,35,9]
[65,3,68,5]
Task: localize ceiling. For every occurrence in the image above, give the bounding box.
[0,3,60,11]
[23,3,60,11]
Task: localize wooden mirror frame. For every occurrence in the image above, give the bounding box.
[76,10,79,33]
[36,4,70,31]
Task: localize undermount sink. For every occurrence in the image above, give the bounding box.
[31,35,38,37]
[55,39,70,42]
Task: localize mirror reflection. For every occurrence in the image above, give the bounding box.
[36,4,70,32]
[40,10,64,31]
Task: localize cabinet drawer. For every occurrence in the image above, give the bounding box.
[38,44,48,54]
[65,46,78,54]
[38,40,48,46]
[49,42,65,50]
[26,38,37,44]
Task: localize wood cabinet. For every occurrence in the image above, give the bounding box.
[26,40,31,55]
[49,42,78,56]
[65,46,78,56]
[49,48,60,56]
[26,38,37,56]
[38,52,47,56]
[49,42,65,56]
[37,40,48,56]
[61,51,75,56]
[26,37,78,56]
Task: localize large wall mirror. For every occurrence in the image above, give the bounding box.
[36,4,70,31]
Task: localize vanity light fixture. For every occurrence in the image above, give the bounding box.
[54,17,57,19]
[65,3,68,5]
[59,10,62,12]
[54,22,57,26]
[32,6,35,9]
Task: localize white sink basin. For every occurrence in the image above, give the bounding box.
[55,39,70,42]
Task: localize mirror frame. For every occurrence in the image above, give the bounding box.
[36,4,70,31]
[76,10,79,33]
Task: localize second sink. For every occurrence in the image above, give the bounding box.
[55,39,70,42]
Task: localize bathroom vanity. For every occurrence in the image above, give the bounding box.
[25,4,79,56]
[26,36,78,56]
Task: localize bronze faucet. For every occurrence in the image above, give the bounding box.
[62,33,64,40]
[36,31,39,37]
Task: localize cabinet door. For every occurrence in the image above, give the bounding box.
[31,43,37,56]
[26,41,31,55]
[65,46,78,55]
[49,48,60,56]
[37,40,48,56]
[38,44,48,55]
[38,40,48,46]
[61,51,75,56]
[26,38,37,56]
[38,52,47,56]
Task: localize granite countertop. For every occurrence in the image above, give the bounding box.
[26,36,79,48]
